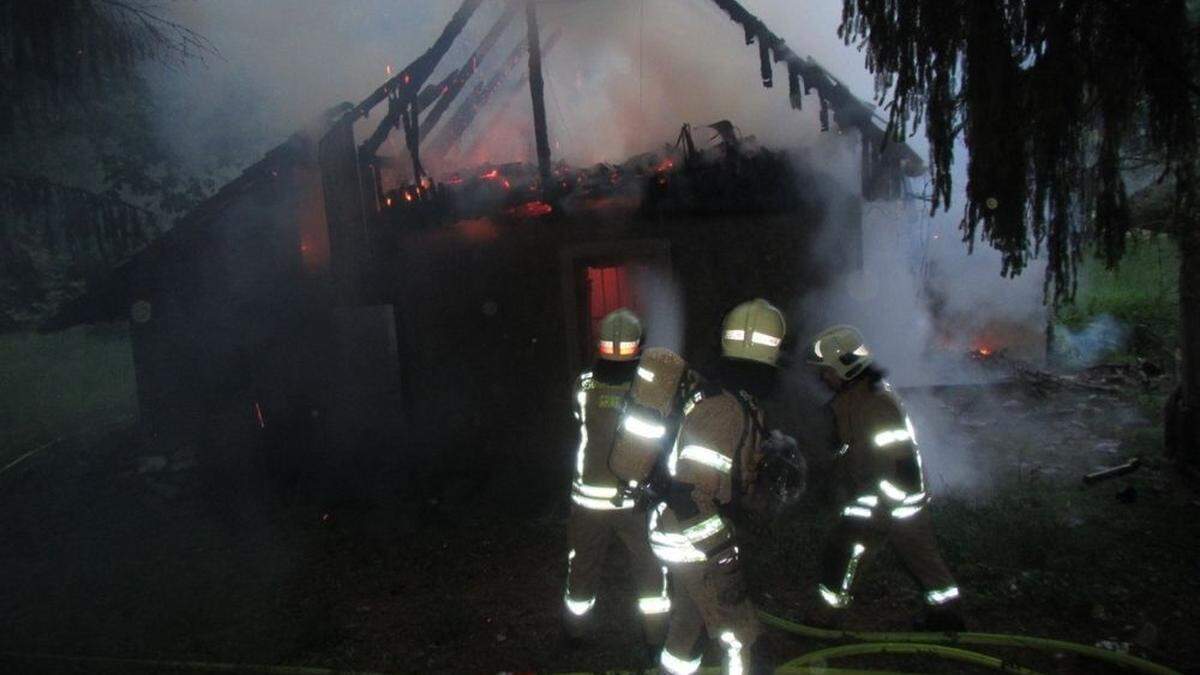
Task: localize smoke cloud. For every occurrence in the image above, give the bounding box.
[146,1,1070,496]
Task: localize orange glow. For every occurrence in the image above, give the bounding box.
[481,168,500,180]
[456,217,499,242]
[655,158,674,173]
[385,197,393,207]
[509,200,553,218]
[404,192,413,202]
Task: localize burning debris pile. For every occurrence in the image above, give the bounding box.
[376,120,800,227]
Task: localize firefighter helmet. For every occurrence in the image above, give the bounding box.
[720,299,786,367]
[806,324,873,380]
[598,308,642,361]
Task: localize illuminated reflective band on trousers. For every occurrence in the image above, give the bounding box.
[564,549,596,616]
[720,631,745,675]
[820,542,866,608]
[638,566,671,615]
[660,648,702,675]
[926,585,960,605]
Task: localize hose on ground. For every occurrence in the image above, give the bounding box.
[781,642,1045,674]
[758,610,1182,675]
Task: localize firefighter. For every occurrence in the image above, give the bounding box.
[651,299,795,675]
[563,308,670,660]
[805,325,965,631]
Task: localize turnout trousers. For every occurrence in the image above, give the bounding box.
[563,504,670,645]
[819,507,960,609]
[660,547,761,674]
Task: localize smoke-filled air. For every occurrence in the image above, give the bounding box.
[1,1,1194,673]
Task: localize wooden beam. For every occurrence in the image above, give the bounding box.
[525,0,552,188]
[419,4,519,143]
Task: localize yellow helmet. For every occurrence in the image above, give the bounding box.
[598,308,642,361]
[720,299,786,367]
[806,324,873,380]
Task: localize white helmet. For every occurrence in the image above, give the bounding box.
[806,325,873,380]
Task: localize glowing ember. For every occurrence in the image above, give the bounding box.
[509,200,553,218]
[385,197,393,207]
[978,347,993,356]
[655,158,675,173]
[481,168,500,180]
[404,192,413,202]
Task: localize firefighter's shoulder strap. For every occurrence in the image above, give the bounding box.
[731,388,765,498]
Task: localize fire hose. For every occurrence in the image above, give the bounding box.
[781,642,1043,674]
[758,609,1182,675]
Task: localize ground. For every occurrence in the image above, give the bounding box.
[0,354,1195,674]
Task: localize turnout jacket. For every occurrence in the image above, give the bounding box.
[831,377,928,521]
[570,367,636,510]
[650,381,764,564]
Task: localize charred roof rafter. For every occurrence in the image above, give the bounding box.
[707,0,925,199]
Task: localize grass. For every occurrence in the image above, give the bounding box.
[1057,233,1180,363]
[0,324,137,465]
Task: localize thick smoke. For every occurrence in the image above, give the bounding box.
[149,2,1065,496]
[150,1,870,173]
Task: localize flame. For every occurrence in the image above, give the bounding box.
[655,158,675,173]
[404,192,413,202]
[509,201,553,218]
[385,197,393,207]
[481,168,500,180]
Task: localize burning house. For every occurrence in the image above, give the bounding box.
[45,0,923,497]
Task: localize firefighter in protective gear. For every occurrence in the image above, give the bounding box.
[652,299,790,675]
[563,309,671,657]
[806,325,965,631]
